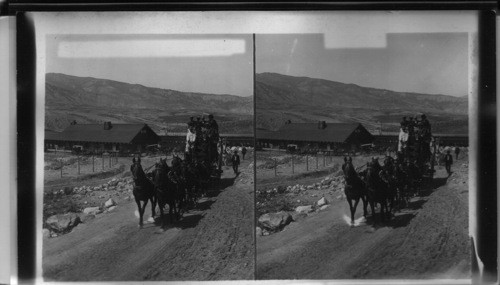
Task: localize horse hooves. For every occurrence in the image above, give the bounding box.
[138,224,143,229]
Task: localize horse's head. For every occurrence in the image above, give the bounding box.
[131,160,145,181]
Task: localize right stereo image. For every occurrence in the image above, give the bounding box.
[255,12,473,280]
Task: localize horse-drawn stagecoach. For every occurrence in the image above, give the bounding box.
[343,114,436,225]
[130,115,223,230]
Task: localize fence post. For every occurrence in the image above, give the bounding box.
[292,155,294,174]
[306,155,309,171]
[109,154,111,167]
[102,154,104,170]
[77,156,80,175]
[316,155,318,169]
[93,155,95,172]
[60,159,63,178]
[274,158,277,177]
[323,155,325,167]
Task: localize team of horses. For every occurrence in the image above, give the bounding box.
[130,156,212,230]
[342,154,426,226]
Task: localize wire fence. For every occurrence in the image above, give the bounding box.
[257,153,345,178]
[45,152,123,178]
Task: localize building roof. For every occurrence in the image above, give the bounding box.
[45,129,62,141]
[257,123,365,143]
[373,131,468,138]
[161,133,254,138]
[46,124,156,144]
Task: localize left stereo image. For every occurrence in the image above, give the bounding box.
[39,30,255,281]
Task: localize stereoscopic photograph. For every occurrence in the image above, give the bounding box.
[255,13,475,280]
[27,10,485,284]
[40,29,254,281]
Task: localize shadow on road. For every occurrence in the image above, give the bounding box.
[206,176,236,198]
[389,213,416,228]
[177,213,205,229]
[433,177,448,189]
[153,212,205,230]
[406,199,426,210]
[193,199,216,211]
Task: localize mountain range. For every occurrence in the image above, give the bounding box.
[45,72,468,135]
[256,72,468,134]
[45,73,253,133]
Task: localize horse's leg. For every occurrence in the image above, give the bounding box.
[369,199,376,224]
[361,195,368,218]
[150,191,157,219]
[135,198,143,228]
[142,199,149,224]
[158,197,165,229]
[170,201,175,224]
[346,198,355,225]
[379,200,386,222]
[352,197,360,224]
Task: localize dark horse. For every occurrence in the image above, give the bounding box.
[152,158,179,230]
[130,157,157,228]
[382,155,398,214]
[364,161,390,223]
[342,156,368,225]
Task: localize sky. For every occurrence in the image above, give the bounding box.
[256,33,468,97]
[46,34,254,97]
[42,11,475,98]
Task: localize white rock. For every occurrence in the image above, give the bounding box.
[295,205,314,214]
[42,228,51,238]
[46,213,81,233]
[256,227,263,236]
[320,205,330,211]
[258,212,292,231]
[108,206,117,212]
[83,207,101,215]
[317,197,328,207]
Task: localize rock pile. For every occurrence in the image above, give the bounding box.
[43,177,127,238]
[45,177,134,197]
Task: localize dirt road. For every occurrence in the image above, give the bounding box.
[257,157,470,280]
[43,157,254,281]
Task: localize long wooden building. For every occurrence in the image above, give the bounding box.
[256,121,374,152]
[45,122,160,153]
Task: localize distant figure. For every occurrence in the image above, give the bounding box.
[454,146,460,160]
[241,146,247,160]
[445,150,453,176]
[231,151,240,175]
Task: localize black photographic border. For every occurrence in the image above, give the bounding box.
[13,2,497,284]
